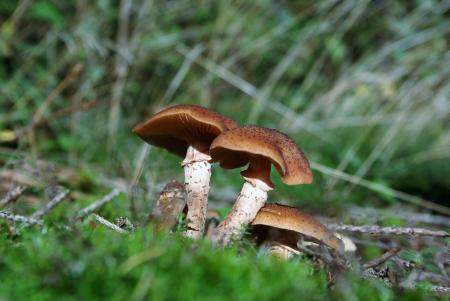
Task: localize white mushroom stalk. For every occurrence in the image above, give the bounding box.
[212,177,272,246]
[182,145,212,239]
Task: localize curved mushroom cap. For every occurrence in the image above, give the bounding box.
[133,104,239,157]
[210,126,312,185]
[251,203,343,252]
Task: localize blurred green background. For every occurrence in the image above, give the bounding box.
[0,1,449,300]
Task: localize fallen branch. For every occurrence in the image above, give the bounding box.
[93,214,127,234]
[0,211,42,225]
[362,265,450,296]
[400,282,450,296]
[422,285,450,296]
[326,223,449,237]
[363,248,400,269]
[31,189,69,219]
[0,186,26,208]
[76,189,120,218]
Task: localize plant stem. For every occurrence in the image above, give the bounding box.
[183,146,211,239]
[213,179,270,246]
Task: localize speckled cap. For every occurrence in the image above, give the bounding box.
[252,203,343,251]
[210,126,313,185]
[133,104,239,157]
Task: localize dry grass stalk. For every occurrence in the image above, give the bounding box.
[326,223,449,238]
[31,189,69,219]
[93,214,127,234]
[0,186,26,208]
[0,211,42,226]
[77,189,120,218]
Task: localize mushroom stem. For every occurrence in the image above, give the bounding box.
[182,145,212,239]
[213,178,272,246]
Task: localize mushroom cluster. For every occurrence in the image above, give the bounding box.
[133,104,342,253]
[209,126,313,246]
[133,105,238,239]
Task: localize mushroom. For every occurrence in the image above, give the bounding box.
[133,104,238,239]
[148,180,187,232]
[250,203,344,258]
[209,126,313,246]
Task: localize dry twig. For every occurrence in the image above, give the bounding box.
[17,100,97,136]
[401,282,450,296]
[30,64,84,127]
[423,285,450,296]
[363,265,450,296]
[363,248,401,269]
[77,189,120,218]
[0,211,42,225]
[0,186,26,208]
[128,144,150,220]
[31,189,69,219]
[27,64,83,158]
[326,223,449,238]
[108,0,133,142]
[93,214,127,234]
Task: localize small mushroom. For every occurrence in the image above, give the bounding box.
[250,203,344,257]
[148,180,187,232]
[210,126,313,246]
[133,104,238,239]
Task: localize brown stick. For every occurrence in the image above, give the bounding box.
[13,100,97,140]
[31,100,97,129]
[27,64,83,158]
[30,64,84,126]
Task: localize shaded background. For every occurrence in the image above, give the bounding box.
[0,1,449,300]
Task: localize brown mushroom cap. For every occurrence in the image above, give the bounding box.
[133,104,239,157]
[210,126,312,185]
[251,203,343,251]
